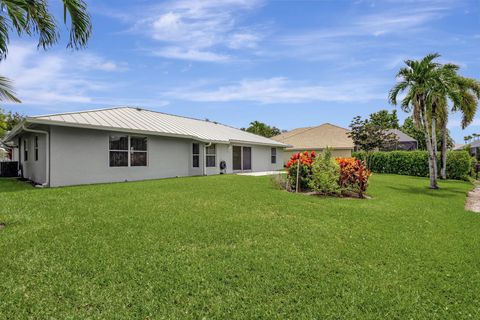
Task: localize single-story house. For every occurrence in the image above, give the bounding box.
[383,129,418,151]
[271,123,354,163]
[454,140,480,160]
[2,107,287,187]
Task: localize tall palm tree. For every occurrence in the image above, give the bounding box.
[389,53,443,189]
[0,0,92,103]
[438,72,480,179]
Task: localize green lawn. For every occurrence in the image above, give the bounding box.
[1,174,479,319]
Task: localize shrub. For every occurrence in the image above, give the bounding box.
[285,151,316,191]
[352,150,473,180]
[336,157,371,198]
[269,173,288,190]
[446,151,475,180]
[309,149,341,195]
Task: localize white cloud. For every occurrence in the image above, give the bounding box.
[76,53,128,72]
[0,43,124,105]
[152,47,230,62]
[137,0,264,62]
[164,77,385,104]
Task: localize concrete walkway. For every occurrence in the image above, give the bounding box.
[465,186,480,213]
[237,171,285,176]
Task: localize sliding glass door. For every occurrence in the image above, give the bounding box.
[242,147,251,170]
[232,146,252,171]
[233,146,242,171]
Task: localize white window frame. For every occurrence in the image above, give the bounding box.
[130,135,148,167]
[232,145,254,172]
[192,143,200,168]
[271,147,277,164]
[109,135,148,167]
[205,144,216,168]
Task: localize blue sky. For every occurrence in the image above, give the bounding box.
[1,0,479,143]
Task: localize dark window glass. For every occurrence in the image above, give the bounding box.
[233,146,242,170]
[206,156,216,167]
[193,155,200,168]
[271,148,276,164]
[24,140,28,161]
[131,137,147,151]
[131,152,147,166]
[206,144,216,167]
[35,136,39,161]
[110,151,128,167]
[192,143,200,168]
[109,136,128,150]
[192,143,200,154]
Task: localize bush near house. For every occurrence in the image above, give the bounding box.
[285,151,316,191]
[309,149,341,195]
[286,150,371,197]
[352,150,474,180]
[337,157,371,197]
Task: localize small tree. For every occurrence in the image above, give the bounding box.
[0,108,24,138]
[369,109,400,129]
[348,116,398,166]
[309,148,341,195]
[241,121,282,138]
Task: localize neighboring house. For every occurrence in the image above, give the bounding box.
[2,107,286,187]
[383,129,418,151]
[454,141,480,160]
[271,123,354,163]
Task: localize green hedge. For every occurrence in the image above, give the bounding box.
[352,150,474,180]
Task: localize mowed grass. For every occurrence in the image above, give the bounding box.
[1,174,480,319]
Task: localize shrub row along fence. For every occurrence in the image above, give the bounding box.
[352,150,474,180]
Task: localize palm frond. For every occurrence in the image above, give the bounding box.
[62,0,92,49]
[0,75,20,103]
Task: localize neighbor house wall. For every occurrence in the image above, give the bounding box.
[282,148,352,164]
[18,133,47,184]
[49,126,192,187]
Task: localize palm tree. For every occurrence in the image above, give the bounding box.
[438,72,480,179]
[389,53,443,189]
[0,0,92,102]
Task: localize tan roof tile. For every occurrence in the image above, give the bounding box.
[271,123,354,150]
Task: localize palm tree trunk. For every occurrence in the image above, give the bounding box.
[421,100,438,189]
[430,104,439,189]
[440,120,447,180]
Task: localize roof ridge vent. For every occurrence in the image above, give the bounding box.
[135,107,142,111]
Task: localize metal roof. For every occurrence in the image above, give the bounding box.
[5,107,286,147]
[385,129,417,142]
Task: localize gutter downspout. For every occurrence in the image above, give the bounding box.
[22,125,50,187]
[203,142,212,176]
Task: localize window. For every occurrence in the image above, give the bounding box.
[34,136,39,161]
[109,135,128,167]
[23,139,28,161]
[271,148,277,164]
[130,137,147,166]
[206,144,216,167]
[192,143,200,168]
[109,135,147,167]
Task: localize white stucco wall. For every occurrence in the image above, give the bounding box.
[49,126,193,187]
[17,125,285,187]
[18,133,47,184]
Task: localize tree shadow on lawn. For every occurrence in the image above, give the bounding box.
[385,184,468,198]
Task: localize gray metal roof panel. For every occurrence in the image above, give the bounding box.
[27,107,287,147]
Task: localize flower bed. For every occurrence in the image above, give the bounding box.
[284,150,371,198]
